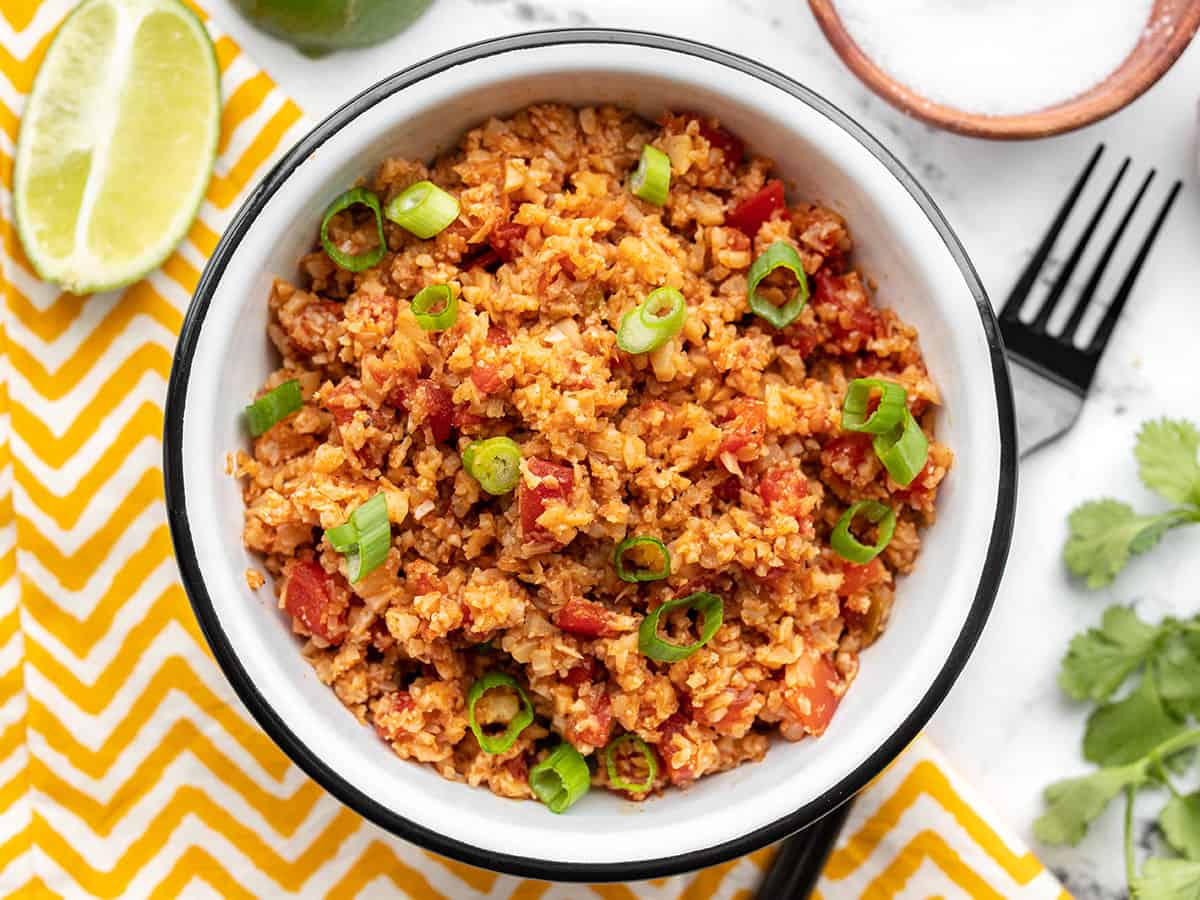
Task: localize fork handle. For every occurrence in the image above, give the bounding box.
[1008,358,1085,458]
[756,801,854,899]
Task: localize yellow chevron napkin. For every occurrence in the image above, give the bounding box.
[0,3,1066,897]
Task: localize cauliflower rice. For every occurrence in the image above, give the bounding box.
[236,104,953,805]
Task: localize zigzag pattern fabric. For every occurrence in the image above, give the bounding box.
[0,3,1066,897]
[814,740,1067,899]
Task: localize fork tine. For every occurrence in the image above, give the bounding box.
[1084,179,1182,355]
[1059,169,1154,343]
[1029,158,1130,333]
[1000,144,1105,322]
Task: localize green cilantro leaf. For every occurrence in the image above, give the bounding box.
[1137,419,1200,507]
[1065,500,1196,589]
[1034,760,1149,846]
[1132,857,1200,900]
[1084,673,1186,767]
[1060,605,1161,701]
[1157,631,1200,720]
[1161,793,1200,861]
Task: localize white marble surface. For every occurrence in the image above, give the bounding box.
[202,1,1200,895]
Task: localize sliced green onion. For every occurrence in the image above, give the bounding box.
[410,284,458,331]
[324,492,391,583]
[604,733,658,793]
[638,592,724,663]
[630,144,671,206]
[245,379,303,436]
[385,180,460,239]
[462,436,522,495]
[467,672,534,754]
[831,500,897,564]
[324,522,357,553]
[616,286,687,354]
[746,240,809,329]
[614,535,671,583]
[530,742,590,813]
[320,187,387,272]
[873,409,929,487]
[841,378,907,435]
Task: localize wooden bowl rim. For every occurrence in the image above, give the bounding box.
[809,0,1200,140]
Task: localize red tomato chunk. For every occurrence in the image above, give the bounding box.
[821,432,873,470]
[718,398,766,459]
[282,560,346,643]
[727,179,786,235]
[784,655,840,737]
[555,599,612,638]
[489,221,527,263]
[564,656,602,687]
[657,709,696,784]
[415,380,454,443]
[757,464,810,518]
[838,558,885,597]
[519,458,574,537]
[470,363,504,394]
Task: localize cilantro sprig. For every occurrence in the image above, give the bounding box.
[1065,419,1200,588]
[1037,605,1200,897]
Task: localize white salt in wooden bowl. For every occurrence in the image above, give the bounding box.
[810,0,1200,140]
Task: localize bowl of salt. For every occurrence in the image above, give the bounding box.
[810,0,1200,139]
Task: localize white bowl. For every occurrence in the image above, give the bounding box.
[164,30,1017,881]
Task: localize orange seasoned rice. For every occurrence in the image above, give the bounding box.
[236,104,952,804]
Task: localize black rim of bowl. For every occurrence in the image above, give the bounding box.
[163,28,1018,883]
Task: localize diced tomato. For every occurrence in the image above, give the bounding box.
[814,269,879,349]
[415,380,454,442]
[727,180,786,235]
[564,656,602,687]
[657,709,696,784]
[718,398,766,459]
[385,375,415,411]
[487,325,511,347]
[821,433,872,470]
[837,558,885,597]
[282,560,346,643]
[757,464,810,518]
[784,655,840,736]
[489,221,527,263]
[470,362,505,394]
[519,458,575,537]
[573,691,613,748]
[555,599,612,638]
[781,327,821,357]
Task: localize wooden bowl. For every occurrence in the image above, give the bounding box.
[809,0,1200,140]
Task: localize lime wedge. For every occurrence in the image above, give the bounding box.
[14,0,220,294]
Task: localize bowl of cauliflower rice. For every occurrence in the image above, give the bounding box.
[164,29,1016,882]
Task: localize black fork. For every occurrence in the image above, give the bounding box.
[999,145,1181,456]
[757,146,1182,900]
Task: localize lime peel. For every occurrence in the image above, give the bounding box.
[14,0,220,294]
